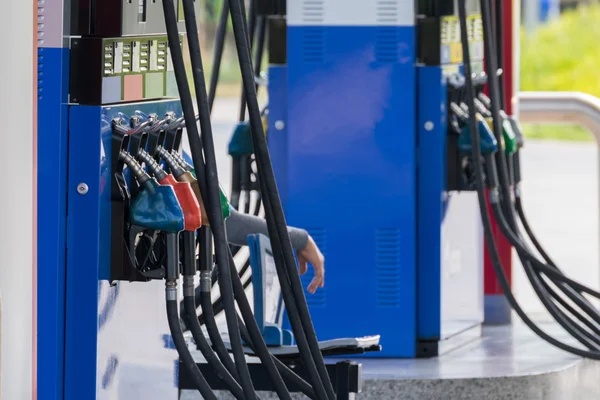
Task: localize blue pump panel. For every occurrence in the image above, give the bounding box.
[417,66,484,350]
[38,45,70,400]
[65,100,183,399]
[272,22,418,357]
[248,234,294,346]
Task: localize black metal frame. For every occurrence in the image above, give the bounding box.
[179,360,362,399]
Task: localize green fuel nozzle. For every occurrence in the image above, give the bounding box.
[119,151,185,233]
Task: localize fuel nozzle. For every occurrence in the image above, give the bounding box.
[450,102,499,187]
[228,121,254,158]
[160,148,231,223]
[137,149,202,231]
[154,146,209,224]
[476,93,519,155]
[452,103,498,155]
[170,151,193,172]
[118,151,185,233]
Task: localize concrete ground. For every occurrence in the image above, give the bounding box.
[515,138,599,315]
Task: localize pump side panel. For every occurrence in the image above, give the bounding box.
[65,102,181,400]
[284,25,417,357]
[416,66,446,341]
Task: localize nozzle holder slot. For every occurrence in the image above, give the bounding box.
[110,125,148,283]
[446,74,486,192]
[110,119,168,283]
[165,124,183,154]
[147,128,167,164]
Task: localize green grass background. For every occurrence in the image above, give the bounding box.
[520,3,600,141]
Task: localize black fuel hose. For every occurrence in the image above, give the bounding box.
[458,0,600,359]
[162,0,257,398]
[182,231,245,399]
[208,1,229,112]
[490,201,600,349]
[198,286,240,376]
[479,0,600,307]
[494,0,506,110]
[515,196,559,268]
[481,0,600,348]
[167,294,217,399]
[164,233,217,399]
[178,0,258,397]
[227,250,301,399]
[515,195,600,336]
[226,0,335,398]
[182,0,304,395]
[238,0,256,122]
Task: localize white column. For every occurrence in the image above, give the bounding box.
[0,0,35,398]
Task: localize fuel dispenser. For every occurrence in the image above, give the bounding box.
[261,0,485,357]
[40,0,376,398]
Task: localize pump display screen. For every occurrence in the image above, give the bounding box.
[263,251,282,325]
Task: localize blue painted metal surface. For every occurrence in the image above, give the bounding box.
[65,100,183,399]
[248,234,293,346]
[274,26,418,357]
[417,66,484,347]
[267,65,289,211]
[37,46,70,400]
[416,66,447,341]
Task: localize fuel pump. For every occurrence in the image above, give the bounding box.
[457,0,600,359]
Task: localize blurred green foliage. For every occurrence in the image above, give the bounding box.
[520,3,600,141]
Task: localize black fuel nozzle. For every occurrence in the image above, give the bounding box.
[171,151,194,172]
[474,98,491,117]
[156,146,186,178]
[450,102,469,122]
[136,149,168,182]
[472,71,488,89]
[118,151,151,186]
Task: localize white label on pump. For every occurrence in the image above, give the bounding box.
[287,0,414,27]
[114,42,123,74]
[132,41,141,72]
[166,46,174,72]
[150,40,158,71]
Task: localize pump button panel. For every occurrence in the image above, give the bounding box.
[70,35,183,105]
[418,14,484,69]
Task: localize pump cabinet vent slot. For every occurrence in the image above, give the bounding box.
[376,28,401,63]
[375,228,402,308]
[376,0,401,24]
[302,29,325,63]
[301,0,325,23]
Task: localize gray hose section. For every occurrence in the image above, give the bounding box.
[226,208,309,250]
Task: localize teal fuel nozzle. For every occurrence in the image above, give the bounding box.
[456,111,498,155]
[119,151,185,233]
[228,121,254,157]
